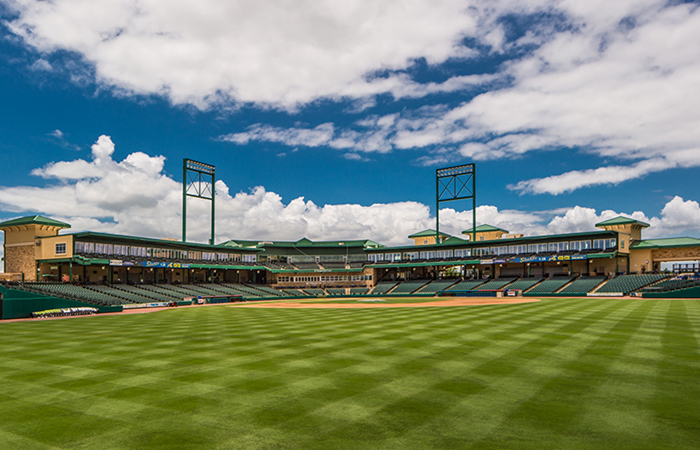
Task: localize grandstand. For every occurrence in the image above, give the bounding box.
[558,276,606,295]
[2,207,700,316]
[327,288,347,296]
[639,278,700,293]
[390,280,430,295]
[350,287,369,295]
[280,289,306,296]
[19,283,127,306]
[415,279,459,294]
[477,278,516,290]
[303,288,327,296]
[594,274,668,295]
[505,278,543,292]
[525,277,573,295]
[446,279,487,291]
[370,281,398,295]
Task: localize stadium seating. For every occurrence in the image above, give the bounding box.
[446,279,487,291]
[88,285,154,303]
[558,276,606,295]
[280,289,306,296]
[370,281,398,295]
[247,285,285,297]
[595,274,668,294]
[350,287,369,295]
[303,288,327,296]
[390,280,430,295]
[221,284,267,298]
[505,278,543,292]
[415,280,459,294]
[293,262,321,270]
[477,278,516,290]
[326,288,347,296]
[321,262,346,270]
[526,277,573,294]
[639,278,700,293]
[141,285,188,299]
[114,285,180,303]
[19,283,127,306]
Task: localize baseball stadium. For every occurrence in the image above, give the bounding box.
[1,162,699,449]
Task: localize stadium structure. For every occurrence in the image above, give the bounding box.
[2,163,700,319]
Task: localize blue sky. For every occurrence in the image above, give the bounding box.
[1,0,700,265]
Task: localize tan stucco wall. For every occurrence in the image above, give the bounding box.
[36,235,74,260]
[412,236,439,246]
[629,249,653,273]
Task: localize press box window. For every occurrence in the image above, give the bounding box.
[55,243,67,255]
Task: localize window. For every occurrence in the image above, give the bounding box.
[419,251,436,260]
[436,250,453,259]
[455,248,471,258]
[423,239,428,245]
[403,252,419,260]
[55,243,66,255]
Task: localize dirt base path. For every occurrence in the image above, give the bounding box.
[232,297,540,309]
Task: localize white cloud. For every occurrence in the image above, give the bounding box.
[29,58,52,71]
[217,1,700,192]
[2,136,699,255]
[4,0,480,109]
[507,158,677,195]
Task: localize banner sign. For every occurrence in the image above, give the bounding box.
[109,260,135,266]
[123,302,169,309]
[508,254,587,264]
[110,260,191,268]
[139,261,191,269]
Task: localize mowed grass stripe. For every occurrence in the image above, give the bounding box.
[381,299,645,449]
[0,299,699,449]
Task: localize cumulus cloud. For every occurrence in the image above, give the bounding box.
[217,1,700,192]
[1,137,699,253]
[3,0,480,109]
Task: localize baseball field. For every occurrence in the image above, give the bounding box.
[0,296,698,449]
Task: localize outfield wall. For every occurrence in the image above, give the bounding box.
[0,285,122,320]
[642,286,700,299]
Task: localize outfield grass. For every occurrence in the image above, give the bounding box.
[1,298,699,449]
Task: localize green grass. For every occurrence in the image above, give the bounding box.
[1,298,699,449]
[295,296,447,304]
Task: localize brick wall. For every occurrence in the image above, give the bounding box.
[5,244,36,281]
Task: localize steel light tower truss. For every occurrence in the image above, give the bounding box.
[182,159,216,244]
[436,164,476,244]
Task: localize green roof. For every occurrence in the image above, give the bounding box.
[365,230,615,253]
[0,215,71,229]
[461,224,508,235]
[67,232,260,252]
[631,237,700,249]
[218,238,384,249]
[408,229,451,239]
[595,216,650,228]
[440,236,469,245]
